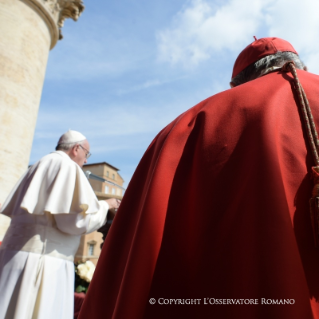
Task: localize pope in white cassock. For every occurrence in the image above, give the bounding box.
[0,130,120,319]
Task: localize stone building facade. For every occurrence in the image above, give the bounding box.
[74,162,124,266]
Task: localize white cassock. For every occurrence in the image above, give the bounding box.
[0,151,110,319]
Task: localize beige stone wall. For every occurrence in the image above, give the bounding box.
[84,163,125,196]
[0,0,84,241]
[83,165,105,192]
[0,0,52,202]
[0,0,52,239]
[75,231,104,267]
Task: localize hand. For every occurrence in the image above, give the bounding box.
[105,198,121,220]
[105,198,121,210]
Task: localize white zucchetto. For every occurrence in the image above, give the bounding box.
[57,130,86,146]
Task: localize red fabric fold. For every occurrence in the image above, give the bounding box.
[79,70,319,319]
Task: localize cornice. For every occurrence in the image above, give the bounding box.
[22,0,85,49]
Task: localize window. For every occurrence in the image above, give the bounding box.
[112,188,115,195]
[106,171,109,177]
[104,185,109,194]
[88,244,94,256]
[117,188,121,196]
[112,173,115,180]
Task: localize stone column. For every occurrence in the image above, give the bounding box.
[0,0,84,240]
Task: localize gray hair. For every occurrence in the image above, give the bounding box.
[231,51,306,87]
[55,141,83,151]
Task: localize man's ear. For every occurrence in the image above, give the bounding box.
[303,66,308,71]
[230,82,235,88]
[72,145,78,157]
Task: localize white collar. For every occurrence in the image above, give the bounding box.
[53,150,72,160]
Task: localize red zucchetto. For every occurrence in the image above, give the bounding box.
[232,37,298,79]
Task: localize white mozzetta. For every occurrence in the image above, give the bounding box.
[0,151,108,318]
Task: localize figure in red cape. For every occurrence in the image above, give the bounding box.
[79,38,319,319]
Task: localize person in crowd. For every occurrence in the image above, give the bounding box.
[79,38,319,319]
[0,130,120,319]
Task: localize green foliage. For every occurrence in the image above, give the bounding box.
[75,284,87,293]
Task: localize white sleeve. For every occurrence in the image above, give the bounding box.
[54,201,109,235]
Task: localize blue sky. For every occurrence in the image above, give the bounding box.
[30,0,319,187]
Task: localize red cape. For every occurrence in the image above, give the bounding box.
[79,70,319,319]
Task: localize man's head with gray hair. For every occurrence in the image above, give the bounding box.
[230,37,307,87]
[55,141,84,151]
[56,130,90,167]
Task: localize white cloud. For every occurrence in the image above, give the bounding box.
[157,0,319,74]
[156,0,270,66]
[264,0,319,74]
[116,76,187,95]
